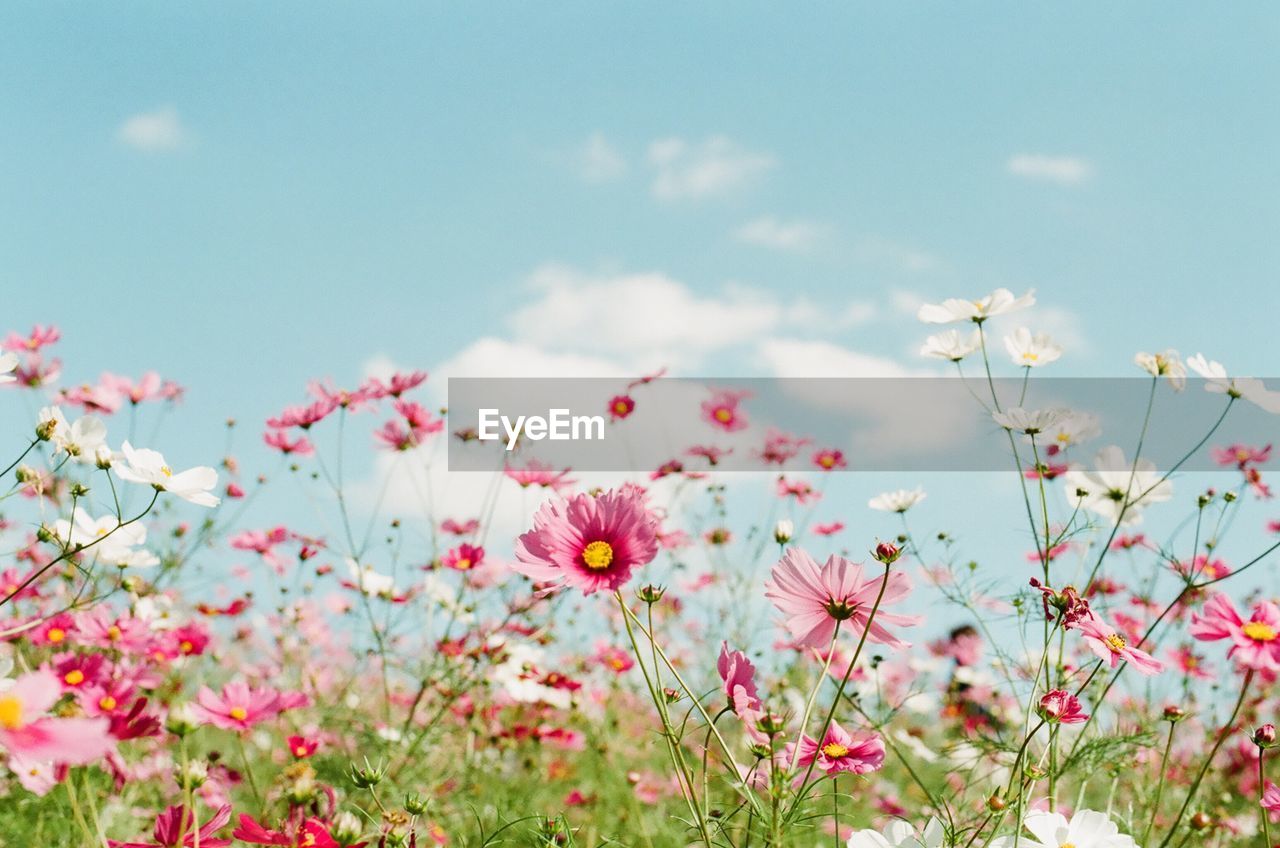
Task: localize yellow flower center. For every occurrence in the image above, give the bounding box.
[229,706,248,721]
[0,696,24,730]
[455,558,472,571]
[821,742,849,758]
[1061,843,1076,848]
[1103,633,1126,653]
[582,541,614,571]
[107,625,122,641]
[1243,621,1277,642]
[161,465,173,477]
[64,669,85,686]
[99,696,117,711]
[714,408,732,423]
[180,640,194,654]
[294,746,308,757]
[47,628,65,644]
[614,401,629,414]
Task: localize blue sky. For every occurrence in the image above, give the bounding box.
[2,5,1278,618]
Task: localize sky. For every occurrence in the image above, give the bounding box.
[2,4,1278,625]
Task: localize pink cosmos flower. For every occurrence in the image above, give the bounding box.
[1212,443,1272,469]
[776,476,821,505]
[1070,611,1164,675]
[764,548,920,649]
[608,394,636,420]
[441,543,485,571]
[1263,781,1280,815]
[757,429,811,465]
[263,429,315,456]
[1037,689,1088,724]
[2,324,60,352]
[717,642,762,716]
[192,680,285,732]
[441,517,479,536]
[1168,645,1214,680]
[108,804,232,848]
[1189,594,1280,671]
[701,389,751,433]
[812,448,847,471]
[513,489,659,595]
[504,460,577,492]
[594,644,635,674]
[0,669,114,764]
[812,521,845,537]
[790,721,885,781]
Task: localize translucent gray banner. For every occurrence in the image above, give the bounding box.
[446,377,1278,472]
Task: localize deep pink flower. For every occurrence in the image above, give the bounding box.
[812,448,847,471]
[0,669,114,764]
[1168,645,1214,680]
[608,394,636,420]
[701,389,750,433]
[717,642,762,716]
[594,644,635,674]
[513,488,659,595]
[1070,611,1164,675]
[108,804,233,848]
[442,543,484,571]
[1212,443,1272,469]
[764,548,919,649]
[1037,689,1088,724]
[1190,594,1280,671]
[790,721,884,781]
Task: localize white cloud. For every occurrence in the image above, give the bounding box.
[508,264,782,370]
[735,216,825,252]
[1006,154,1093,185]
[116,107,188,152]
[573,132,627,183]
[647,135,774,200]
[757,338,923,380]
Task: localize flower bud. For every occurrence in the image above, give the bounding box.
[331,811,363,844]
[873,541,902,565]
[986,793,1007,812]
[166,703,199,737]
[404,792,430,816]
[1162,705,1187,723]
[1189,811,1213,831]
[1253,723,1277,748]
[662,687,682,704]
[175,759,208,789]
[347,760,386,789]
[773,519,794,544]
[636,584,666,604]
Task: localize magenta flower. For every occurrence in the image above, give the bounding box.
[1263,781,1280,815]
[790,721,884,781]
[108,804,232,848]
[1037,689,1089,724]
[1070,611,1164,675]
[1189,593,1280,672]
[764,548,919,649]
[192,679,285,732]
[0,669,114,764]
[717,642,762,716]
[513,488,659,595]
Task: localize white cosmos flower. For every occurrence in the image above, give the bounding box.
[346,559,397,598]
[1134,349,1186,391]
[849,818,946,848]
[868,487,927,513]
[1004,327,1062,368]
[920,329,981,362]
[1062,445,1172,526]
[990,809,1137,848]
[488,640,572,709]
[1034,410,1101,451]
[992,407,1069,435]
[37,407,107,461]
[0,352,17,384]
[1186,353,1280,413]
[112,441,220,507]
[917,288,1036,325]
[51,511,159,568]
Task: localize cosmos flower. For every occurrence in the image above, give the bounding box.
[51,511,159,568]
[765,549,919,649]
[0,351,18,384]
[1189,594,1280,672]
[992,407,1069,435]
[1187,354,1280,413]
[513,488,659,595]
[1070,611,1163,676]
[1061,445,1172,525]
[108,804,233,848]
[113,441,220,507]
[847,817,946,848]
[990,809,1138,848]
[920,329,980,362]
[192,680,285,732]
[701,388,751,432]
[0,669,113,764]
[717,642,762,716]
[1037,689,1089,724]
[37,406,106,461]
[790,721,885,780]
[1004,328,1062,368]
[868,487,926,513]
[1134,349,1187,390]
[916,288,1035,324]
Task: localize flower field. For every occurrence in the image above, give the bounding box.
[1,289,1278,848]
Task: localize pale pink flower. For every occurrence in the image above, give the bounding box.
[764,548,919,649]
[790,721,884,781]
[192,680,285,732]
[1070,611,1164,675]
[717,642,762,716]
[0,669,113,763]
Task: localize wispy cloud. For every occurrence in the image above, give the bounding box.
[573,132,627,183]
[647,135,774,200]
[735,216,825,252]
[1006,153,1093,185]
[116,107,188,153]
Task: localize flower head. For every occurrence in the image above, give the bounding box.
[513,488,659,595]
[791,721,885,781]
[1004,328,1062,368]
[113,441,220,507]
[990,809,1137,848]
[765,548,919,649]
[917,289,1036,325]
[1189,593,1280,672]
[1036,689,1088,724]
